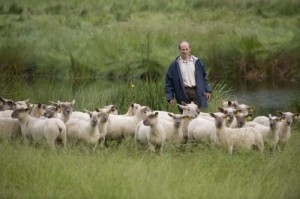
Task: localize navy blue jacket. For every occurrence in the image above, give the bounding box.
[165,55,212,108]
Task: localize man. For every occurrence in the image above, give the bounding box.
[165,41,212,111]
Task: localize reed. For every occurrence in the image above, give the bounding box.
[0,0,299,80]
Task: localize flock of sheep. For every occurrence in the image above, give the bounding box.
[0,97,299,155]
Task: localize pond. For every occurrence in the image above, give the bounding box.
[226,78,300,115]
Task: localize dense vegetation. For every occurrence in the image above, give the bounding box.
[1,1,300,198]
[0,0,299,80]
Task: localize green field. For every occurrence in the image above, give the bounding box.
[0,127,299,199]
[1,1,300,198]
[0,0,299,80]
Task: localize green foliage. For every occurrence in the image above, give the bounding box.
[0,0,299,81]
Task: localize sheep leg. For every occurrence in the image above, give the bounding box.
[99,137,106,149]
[228,145,233,155]
[92,143,98,152]
[47,138,56,150]
[148,143,156,153]
[23,136,30,147]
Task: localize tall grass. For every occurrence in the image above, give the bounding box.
[0,76,229,114]
[0,0,299,80]
[0,128,299,199]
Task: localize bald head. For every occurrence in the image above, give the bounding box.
[179,41,191,50]
[179,41,191,60]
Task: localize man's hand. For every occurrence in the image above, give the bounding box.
[205,93,211,101]
[168,99,177,105]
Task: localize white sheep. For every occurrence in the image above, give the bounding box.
[101,104,118,115]
[44,105,61,118]
[66,110,107,151]
[50,100,75,123]
[97,111,110,148]
[233,102,255,115]
[0,118,21,140]
[122,103,142,116]
[135,112,166,153]
[29,103,47,118]
[229,112,252,128]
[0,99,31,118]
[0,110,15,118]
[70,104,115,121]
[276,111,299,150]
[222,100,239,108]
[210,112,264,155]
[0,97,30,110]
[11,108,67,149]
[252,115,269,126]
[218,107,237,127]
[245,114,280,152]
[187,116,218,146]
[156,102,199,140]
[0,97,16,110]
[105,106,152,141]
[156,101,199,122]
[159,113,185,145]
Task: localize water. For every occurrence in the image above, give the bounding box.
[1,76,299,115]
[227,78,300,115]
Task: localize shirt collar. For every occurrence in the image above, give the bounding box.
[179,56,193,63]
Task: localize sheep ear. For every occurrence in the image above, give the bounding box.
[227,100,232,106]
[235,109,242,115]
[177,104,184,109]
[246,114,252,121]
[277,111,283,116]
[248,106,255,112]
[25,101,31,108]
[181,101,187,106]
[293,113,300,119]
[225,115,231,121]
[280,116,285,122]
[209,113,215,118]
[71,99,75,105]
[25,108,30,112]
[50,101,58,106]
[218,107,225,113]
[154,112,159,117]
[168,113,174,118]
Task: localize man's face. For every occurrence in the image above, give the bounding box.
[179,42,190,59]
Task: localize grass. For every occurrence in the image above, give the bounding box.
[0,0,299,80]
[0,76,300,198]
[0,1,300,197]
[0,127,299,199]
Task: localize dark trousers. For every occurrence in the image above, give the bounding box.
[185,86,198,104]
[177,87,198,114]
